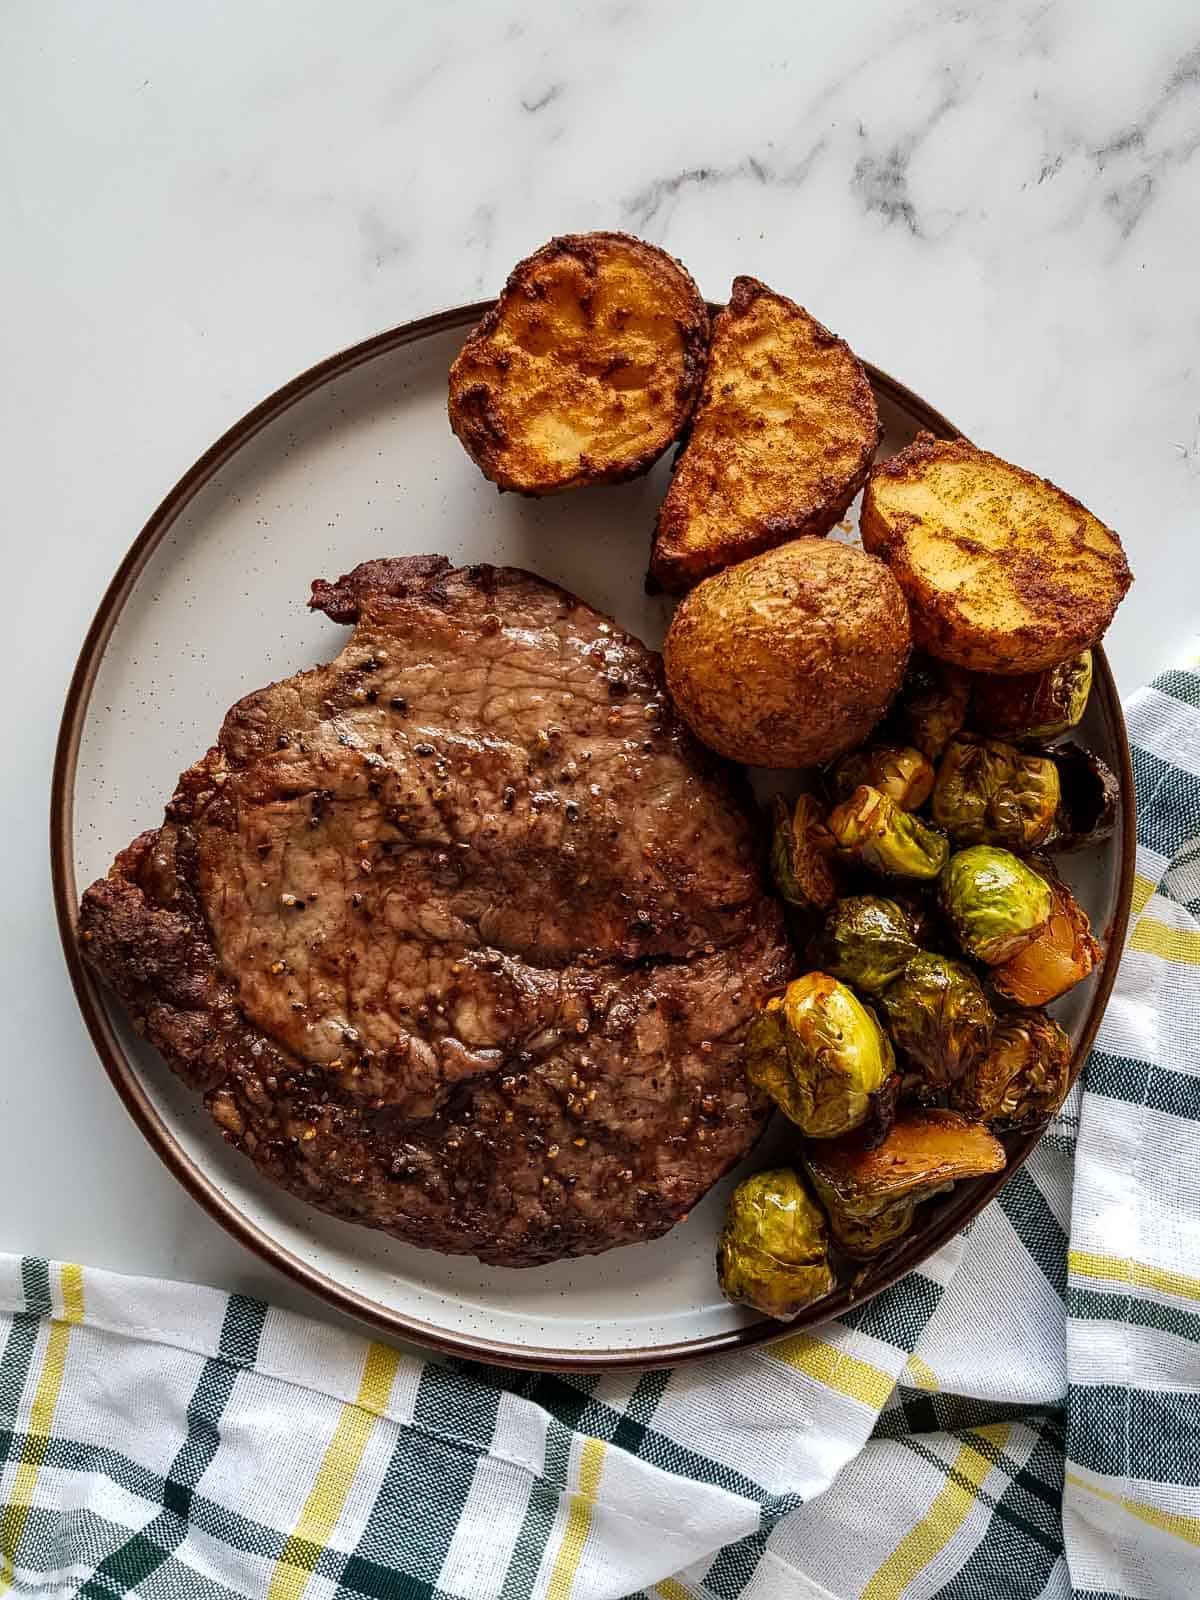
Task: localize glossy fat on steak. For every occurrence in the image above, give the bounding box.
[79,558,793,1266]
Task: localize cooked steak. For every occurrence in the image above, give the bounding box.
[79,558,793,1266]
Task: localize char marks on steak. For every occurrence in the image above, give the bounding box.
[79,558,793,1265]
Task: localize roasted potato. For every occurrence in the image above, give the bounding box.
[448,232,708,494]
[861,434,1132,674]
[649,276,879,591]
[663,539,910,768]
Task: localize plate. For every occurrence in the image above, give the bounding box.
[52,303,1135,1369]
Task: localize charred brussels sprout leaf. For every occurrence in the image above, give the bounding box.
[991,873,1101,1005]
[878,953,994,1095]
[716,1167,836,1319]
[887,654,972,760]
[953,1009,1072,1128]
[829,743,936,812]
[745,974,894,1139]
[828,786,950,880]
[938,846,1053,964]
[770,794,837,910]
[814,896,919,994]
[931,736,1061,850]
[972,651,1093,744]
[805,1109,1006,1259]
[1047,742,1119,853]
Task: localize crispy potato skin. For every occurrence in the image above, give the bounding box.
[649,276,880,592]
[447,232,709,495]
[861,433,1132,674]
[664,539,911,769]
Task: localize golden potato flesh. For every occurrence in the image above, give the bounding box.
[861,433,1132,674]
[650,277,880,592]
[447,232,708,494]
[663,539,911,769]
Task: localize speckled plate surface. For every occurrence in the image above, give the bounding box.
[53,304,1134,1368]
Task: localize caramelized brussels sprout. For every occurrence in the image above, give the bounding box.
[746,974,894,1139]
[931,736,1061,850]
[953,1009,1072,1128]
[1048,743,1119,853]
[887,654,971,761]
[991,874,1101,1005]
[828,786,950,880]
[938,846,1053,964]
[813,896,919,995]
[879,953,994,1094]
[829,743,936,812]
[770,793,836,910]
[972,652,1093,744]
[805,1109,1006,1258]
[716,1168,836,1319]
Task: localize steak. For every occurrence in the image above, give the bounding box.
[79,557,793,1266]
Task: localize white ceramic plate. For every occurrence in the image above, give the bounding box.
[54,305,1134,1368]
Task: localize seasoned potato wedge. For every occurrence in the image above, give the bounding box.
[448,232,708,494]
[861,434,1132,674]
[648,276,880,591]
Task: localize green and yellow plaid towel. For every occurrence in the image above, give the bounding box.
[5,664,1199,1600]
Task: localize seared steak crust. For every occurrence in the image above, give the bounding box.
[79,559,792,1265]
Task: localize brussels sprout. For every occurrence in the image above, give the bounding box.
[716,1167,837,1319]
[829,744,936,812]
[805,1110,1007,1259]
[1047,743,1119,853]
[828,786,950,880]
[887,655,971,760]
[770,793,836,910]
[938,846,1053,964]
[991,874,1101,1006]
[953,1009,1072,1128]
[972,652,1093,744]
[745,973,894,1139]
[813,896,919,995]
[879,953,994,1094]
[931,736,1061,850]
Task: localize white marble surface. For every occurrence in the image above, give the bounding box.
[3,0,1198,1328]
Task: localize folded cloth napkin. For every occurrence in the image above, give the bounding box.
[4,664,1198,1600]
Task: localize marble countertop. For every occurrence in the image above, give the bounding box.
[3,0,1198,1324]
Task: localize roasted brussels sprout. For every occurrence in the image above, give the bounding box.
[828,743,936,812]
[1048,742,1119,853]
[805,1109,1006,1258]
[716,1168,836,1319]
[886,654,971,760]
[991,874,1101,1005]
[879,953,994,1094]
[938,846,1053,964]
[828,786,950,880]
[745,974,894,1139]
[770,793,836,910]
[813,896,919,995]
[953,1009,1072,1128]
[931,736,1061,850]
[972,651,1093,744]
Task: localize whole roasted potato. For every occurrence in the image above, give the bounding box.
[664,540,911,768]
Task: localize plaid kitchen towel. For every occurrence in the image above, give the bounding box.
[3,663,1198,1600]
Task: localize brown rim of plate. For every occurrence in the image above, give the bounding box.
[50,301,1137,1371]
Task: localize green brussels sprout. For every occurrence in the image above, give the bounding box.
[972,651,1093,744]
[938,846,1053,964]
[1047,742,1119,853]
[952,1009,1072,1128]
[828,786,950,880]
[886,654,971,760]
[745,973,894,1139]
[805,1109,1006,1259]
[990,870,1101,1005]
[813,896,919,995]
[770,793,836,910]
[828,743,936,812]
[931,735,1061,850]
[716,1167,836,1319]
[878,953,994,1094]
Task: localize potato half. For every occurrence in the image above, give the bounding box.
[861,434,1132,674]
[447,232,708,494]
[649,277,879,592]
[664,539,911,769]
